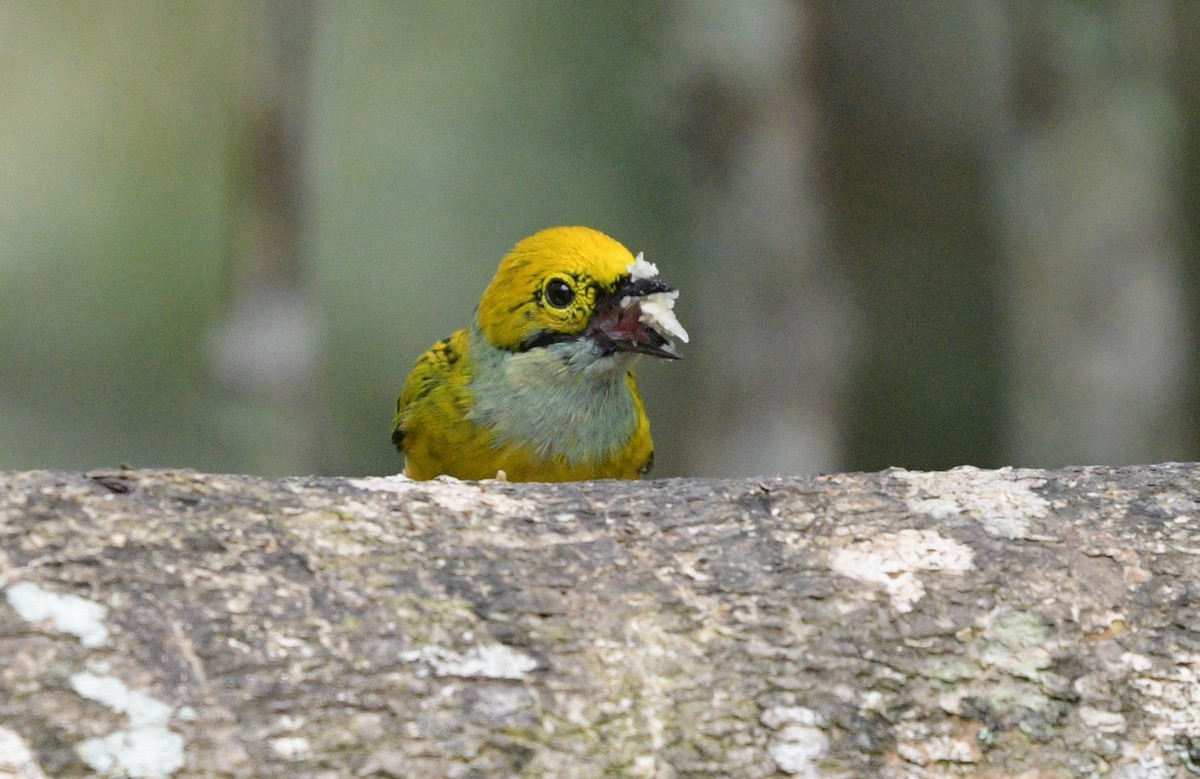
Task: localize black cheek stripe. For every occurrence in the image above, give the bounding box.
[517,330,579,353]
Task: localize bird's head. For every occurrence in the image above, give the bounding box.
[476,226,688,366]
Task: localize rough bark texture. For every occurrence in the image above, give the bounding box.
[1,465,1199,778]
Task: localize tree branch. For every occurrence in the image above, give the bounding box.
[1,465,1199,777]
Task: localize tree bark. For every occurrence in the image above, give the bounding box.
[1,465,1199,778]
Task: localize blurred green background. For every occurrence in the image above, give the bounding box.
[2,1,1198,478]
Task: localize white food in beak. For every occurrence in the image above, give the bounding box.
[627,252,660,281]
[636,290,689,343]
[622,251,690,344]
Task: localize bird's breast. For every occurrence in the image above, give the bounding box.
[466,333,640,465]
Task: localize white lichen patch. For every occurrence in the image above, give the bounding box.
[978,609,1054,680]
[349,476,537,518]
[399,644,537,680]
[345,474,417,494]
[930,608,1061,724]
[69,672,185,778]
[761,706,823,730]
[1132,651,1200,741]
[1153,489,1200,518]
[0,725,48,779]
[5,582,109,647]
[1078,706,1127,733]
[895,722,981,766]
[1109,746,1171,779]
[571,615,702,770]
[767,713,830,777]
[829,529,974,613]
[1122,651,1154,673]
[269,736,312,761]
[894,466,1050,540]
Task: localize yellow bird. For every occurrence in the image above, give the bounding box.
[392,226,688,482]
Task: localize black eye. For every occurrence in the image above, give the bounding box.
[545,278,575,308]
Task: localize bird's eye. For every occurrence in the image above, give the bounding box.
[545,278,575,308]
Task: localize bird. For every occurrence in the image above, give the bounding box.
[392,226,688,482]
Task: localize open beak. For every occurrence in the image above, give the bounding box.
[586,277,682,360]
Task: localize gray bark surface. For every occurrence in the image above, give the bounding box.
[1,465,1199,778]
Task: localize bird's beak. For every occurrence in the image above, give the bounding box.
[586,277,683,360]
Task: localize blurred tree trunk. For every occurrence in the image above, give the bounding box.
[0,5,246,472]
[808,1,1010,472]
[997,0,1190,467]
[810,1,1191,471]
[663,3,855,477]
[207,0,320,476]
[1173,0,1200,459]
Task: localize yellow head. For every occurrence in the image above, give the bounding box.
[476,226,685,361]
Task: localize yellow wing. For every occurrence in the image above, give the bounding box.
[392,330,476,479]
